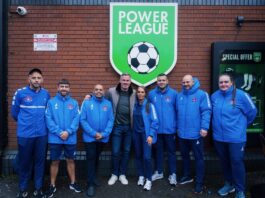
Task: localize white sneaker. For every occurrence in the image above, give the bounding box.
[108,174,118,185]
[152,171,164,181]
[119,175,128,185]
[168,173,177,185]
[137,176,145,186]
[143,179,152,191]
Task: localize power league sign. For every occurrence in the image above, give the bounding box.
[110,3,178,86]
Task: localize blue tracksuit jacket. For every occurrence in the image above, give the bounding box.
[11,85,50,137]
[80,96,114,143]
[133,99,159,144]
[45,93,80,144]
[211,87,257,143]
[177,78,212,139]
[148,85,177,134]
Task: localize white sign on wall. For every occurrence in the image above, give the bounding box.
[33,34,57,51]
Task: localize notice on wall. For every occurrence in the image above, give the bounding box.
[33,34,57,51]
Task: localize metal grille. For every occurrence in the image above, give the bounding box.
[9,0,265,6]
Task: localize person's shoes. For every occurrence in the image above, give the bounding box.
[168,173,177,185]
[151,171,164,181]
[143,179,152,191]
[33,189,45,198]
[218,182,235,196]
[235,191,246,198]
[137,176,145,186]
[119,175,129,185]
[16,191,28,198]
[194,183,203,194]
[178,176,194,185]
[46,185,56,198]
[108,174,118,185]
[86,186,95,197]
[69,183,82,193]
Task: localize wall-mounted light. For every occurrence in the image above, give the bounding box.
[236,16,265,27]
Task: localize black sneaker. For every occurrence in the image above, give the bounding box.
[46,185,56,198]
[33,189,46,198]
[16,191,28,198]
[69,183,82,193]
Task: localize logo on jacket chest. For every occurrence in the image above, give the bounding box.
[165,96,171,102]
[102,105,108,111]
[55,103,58,109]
[23,96,32,102]
[68,104,74,110]
[191,97,197,102]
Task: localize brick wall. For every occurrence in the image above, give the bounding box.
[7,5,265,149]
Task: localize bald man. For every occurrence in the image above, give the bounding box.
[176,75,211,194]
[80,84,114,197]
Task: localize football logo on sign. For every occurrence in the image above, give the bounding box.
[128,42,159,74]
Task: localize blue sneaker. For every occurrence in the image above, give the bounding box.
[218,182,235,196]
[235,191,246,198]
[179,176,194,185]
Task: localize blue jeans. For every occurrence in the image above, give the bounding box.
[179,137,205,184]
[85,142,104,186]
[214,140,246,192]
[133,132,152,180]
[155,134,177,175]
[17,136,47,191]
[111,125,132,176]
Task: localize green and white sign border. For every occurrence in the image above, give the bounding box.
[110,2,178,86]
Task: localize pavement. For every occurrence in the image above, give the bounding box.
[1,171,265,198]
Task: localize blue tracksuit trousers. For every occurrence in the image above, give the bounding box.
[133,132,152,181]
[214,140,246,192]
[179,137,205,184]
[17,136,47,191]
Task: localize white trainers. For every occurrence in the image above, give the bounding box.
[143,179,152,191]
[137,176,145,186]
[152,171,164,181]
[168,173,177,185]
[119,175,128,185]
[108,174,118,185]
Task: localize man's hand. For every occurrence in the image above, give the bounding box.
[60,131,69,140]
[200,129,208,137]
[95,132,103,140]
[84,94,91,100]
[146,136,153,146]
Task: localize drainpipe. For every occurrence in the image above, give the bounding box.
[0,0,8,175]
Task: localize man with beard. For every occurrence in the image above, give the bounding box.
[11,68,50,198]
[148,73,178,186]
[45,79,81,198]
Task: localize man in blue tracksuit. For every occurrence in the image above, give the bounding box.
[80,84,114,197]
[176,75,211,193]
[148,73,178,185]
[45,79,81,198]
[211,73,257,198]
[11,68,50,198]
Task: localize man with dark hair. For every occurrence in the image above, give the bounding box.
[11,68,50,198]
[45,79,81,198]
[148,73,178,186]
[107,73,136,185]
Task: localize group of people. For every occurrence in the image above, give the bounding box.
[11,68,257,198]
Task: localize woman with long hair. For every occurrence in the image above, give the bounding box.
[133,86,159,191]
[211,73,257,198]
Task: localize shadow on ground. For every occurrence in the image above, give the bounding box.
[1,171,265,198]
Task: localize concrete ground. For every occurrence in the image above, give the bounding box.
[1,171,265,198]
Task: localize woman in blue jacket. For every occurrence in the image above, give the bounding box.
[211,73,257,198]
[133,86,159,191]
